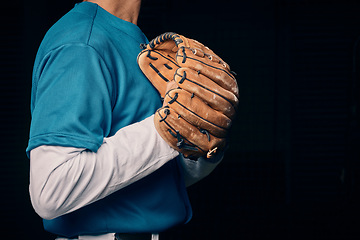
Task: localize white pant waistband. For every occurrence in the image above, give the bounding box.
[56,233,159,240]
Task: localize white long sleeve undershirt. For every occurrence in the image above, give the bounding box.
[29,115,222,220]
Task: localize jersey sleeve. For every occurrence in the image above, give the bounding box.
[27,43,115,156]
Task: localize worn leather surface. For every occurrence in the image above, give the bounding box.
[137,32,239,158]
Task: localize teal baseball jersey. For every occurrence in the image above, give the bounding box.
[27,2,192,237]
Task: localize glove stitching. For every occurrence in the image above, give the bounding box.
[166,96,228,137]
[179,55,236,80]
[157,109,204,153]
[147,50,179,66]
[175,72,238,111]
[149,63,169,82]
[146,50,158,60]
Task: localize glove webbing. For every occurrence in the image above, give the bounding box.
[148,32,183,49]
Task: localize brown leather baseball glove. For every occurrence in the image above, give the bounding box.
[137,32,239,158]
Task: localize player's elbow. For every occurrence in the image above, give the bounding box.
[29,185,62,220]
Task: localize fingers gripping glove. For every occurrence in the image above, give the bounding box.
[137,32,239,158]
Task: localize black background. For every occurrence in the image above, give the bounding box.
[1,0,360,239]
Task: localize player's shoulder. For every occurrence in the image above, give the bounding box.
[39,2,104,54]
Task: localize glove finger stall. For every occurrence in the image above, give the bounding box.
[174,67,238,118]
[176,47,239,97]
[154,107,226,158]
[164,88,231,138]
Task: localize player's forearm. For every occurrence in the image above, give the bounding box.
[29,115,179,220]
